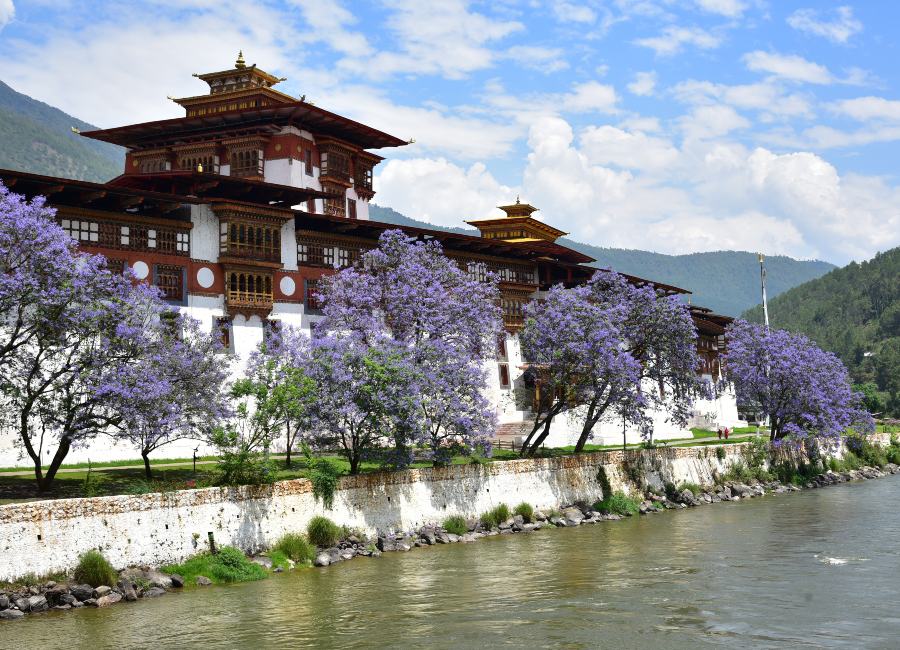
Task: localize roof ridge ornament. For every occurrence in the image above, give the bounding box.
[235,50,246,69]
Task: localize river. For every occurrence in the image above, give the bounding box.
[5,474,900,649]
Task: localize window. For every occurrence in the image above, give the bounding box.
[106,258,126,275]
[323,247,337,268]
[305,279,323,312]
[347,198,357,220]
[338,248,349,267]
[304,148,313,175]
[297,242,308,264]
[497,335,508,360]
[154,265,184,302]
[60,219,98,243]
[148,229,157,249]
[177,232,190,253]
[307,198,315,214]
[120,225,130,246]
[498,364,511,389]
[215,316,232,351]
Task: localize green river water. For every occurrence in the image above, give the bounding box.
[4,474,900,649]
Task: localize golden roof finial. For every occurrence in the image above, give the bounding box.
[235,50,246,69]
[515,195,520,204]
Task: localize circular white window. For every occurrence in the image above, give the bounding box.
[197,267,215,289]
[131,261,149,280]
[280,276,296,297]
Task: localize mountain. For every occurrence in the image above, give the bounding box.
[369,204,835,316]
[0,80,124,182]
[743,247,900,416]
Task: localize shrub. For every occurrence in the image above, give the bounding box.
[513,502,534,523]
[481,503,511,528]
[746,436,770,470]
[715,447,726,461]
[307,516,342,548]
[678,482,702,496]
[269,550,290,571]
[442,515,468,536]
[273,533,316,565]
[723,461,753,483]
[593,491,640,516]
[303,445,341,509]
[887,439,900,466]
[163,546,266,584]
[72,550,117,588]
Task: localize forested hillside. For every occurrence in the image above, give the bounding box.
[743,247,900,416]
[370,205,835,316]
[0,80,123,182]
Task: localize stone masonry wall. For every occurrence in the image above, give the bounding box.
[1,436,888,582]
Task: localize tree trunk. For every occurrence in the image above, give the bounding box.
[526,418,553,456]
[285,422,293,469]
[349,452,360,475]
[142,450,152,480]
[574,401,599,454]
[38,437,71,493]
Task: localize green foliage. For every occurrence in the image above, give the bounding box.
[771,461,822,486]
[307,516,342,548]
[268,550,290,571]
[302,444,341,509]
[162,546,267,585]
[847,436,889,468]
[678,482,702,496]
[743,248,900,416]
[72,550,117,588]
[81,464,101,498]
[745,437,770,470]
[594,491,640,516]
[886,437,900,465]
[513,502,534,523]
[272,533,316,565]
[481,503,511,528]
[211,422,278,487]
[715,446,727,461]
[722,462,754,483]
[442,515,468,536]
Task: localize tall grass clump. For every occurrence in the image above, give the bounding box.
[307,516,342,548]
[273,533,316,565]
[513,502,534,523]
[442,515,468,536]
[72,550,117,587]
[162,547,267,585]
[481,503,511,528]
[593,491,640,516]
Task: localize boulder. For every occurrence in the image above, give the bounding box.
[96,593,122,608]
[521,523,537,533]
[27,595,48,613]
[533,510,548,522]
[435,532,451,544]
[314,553,331,568]
[513,515,525,526]
[340,550,355,561]
[0,609,24,620]
[562,507,585,525]
[44,586,69,607]
[327,548,343,563]
[195,576,212,586]
[730,483,752,498]
[447,533,460,543]
[0,594,9,609]
[461,533,477,543]
[376,536,396,552]
[146,571,173,589]
[117,579,138,602]
[169,574,185,588]
[15,597,30,612]
[251,557,273,569]
[143,587,166,598]
[419,527,436,545]
[93,586,112,598]
[549,516,565,527]
[83,598,97,607]
[53,604,72,611]
[70,584,94,602]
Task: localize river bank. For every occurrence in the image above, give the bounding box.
[2,441,899,623]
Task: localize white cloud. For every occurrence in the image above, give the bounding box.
[628,71,657,96]
[742,51,832,85]
[634,26,722,56]
[579,125,679,171]
[561,81,619,113]
[672,79,813,120]
[679,104,750,140]
[830,96,900,122]
[502,45,568,73]
[289,0,372,57]
[552,1,597,24]
[694,0,747,18]
[787,6,863,44]
[0,0,13,30]
[339,0,523,80]
[375,158,512,228]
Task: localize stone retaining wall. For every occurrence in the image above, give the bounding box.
[0,436,888,582]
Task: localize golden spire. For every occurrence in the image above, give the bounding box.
[235,50,246,69]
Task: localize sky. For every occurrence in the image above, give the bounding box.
[1,1,899,265]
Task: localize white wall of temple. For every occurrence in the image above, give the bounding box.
[190,204,219,262]
[347,186,370,220]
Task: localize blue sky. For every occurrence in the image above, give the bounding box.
[1,1,899,264]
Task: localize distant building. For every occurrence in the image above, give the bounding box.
[0,55,743,465]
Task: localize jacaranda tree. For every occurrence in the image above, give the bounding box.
[519,270,701,455]
[314,229,501,468]
[725,319,873,441]
[0,182,226,491]
[105,314,231,479]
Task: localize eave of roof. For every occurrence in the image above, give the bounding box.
[293,211,596,265]
[108,171,330,206]
[80,101,408,150]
